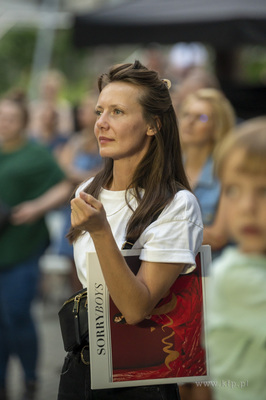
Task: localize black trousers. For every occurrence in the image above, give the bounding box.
[57,349,181,400]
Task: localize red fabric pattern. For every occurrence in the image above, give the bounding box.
[110,254,207,382]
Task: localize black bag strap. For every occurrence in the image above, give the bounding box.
[121,240,135,250]
[122,209,163,250]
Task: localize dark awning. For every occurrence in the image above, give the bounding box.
[73,0,266,48]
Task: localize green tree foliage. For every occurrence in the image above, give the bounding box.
[0,27,91,103]
[0,28,36,95]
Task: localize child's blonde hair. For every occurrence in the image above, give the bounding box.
[215,117,266,179]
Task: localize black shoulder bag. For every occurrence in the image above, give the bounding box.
[58,210,162,353]
[58,241,135,352]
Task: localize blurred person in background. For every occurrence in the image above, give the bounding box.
[168,42,209,83]
[54,94,103,291]
[171,67,220,115]
[206,117,266,400]
[177,87,236,400]
[29,102,68,160]
[29,69,74,138]
[58,94,102,186]
[142,43,168,79]
[178,88,236,261]
[0,93,72,400]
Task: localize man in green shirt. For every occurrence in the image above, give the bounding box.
[0,96,72,400]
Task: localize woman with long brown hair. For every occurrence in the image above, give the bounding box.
[57,61,203,400]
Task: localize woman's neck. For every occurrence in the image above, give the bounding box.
[40,127,55,141]
[1,136,26,153]
[108,160,134,191]
[183,145,212,188]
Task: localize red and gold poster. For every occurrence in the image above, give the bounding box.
[87,246,211,389]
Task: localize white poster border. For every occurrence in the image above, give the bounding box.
[86,245,211,389]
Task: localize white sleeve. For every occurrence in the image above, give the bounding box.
[137,190,203,274]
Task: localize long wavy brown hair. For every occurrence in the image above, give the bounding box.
[68,60,190,244]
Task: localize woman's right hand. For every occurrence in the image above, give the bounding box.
[70,191,110,237]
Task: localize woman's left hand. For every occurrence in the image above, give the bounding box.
[70,191,109,236]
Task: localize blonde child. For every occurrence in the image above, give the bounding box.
[206,117,266,400]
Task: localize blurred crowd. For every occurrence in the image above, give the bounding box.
[0,42,265,400]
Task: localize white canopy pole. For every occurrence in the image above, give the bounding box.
[27,0,60,101]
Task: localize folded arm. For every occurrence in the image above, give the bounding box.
[11,180,73,225]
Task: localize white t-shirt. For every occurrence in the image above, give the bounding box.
[74,180,203,287]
